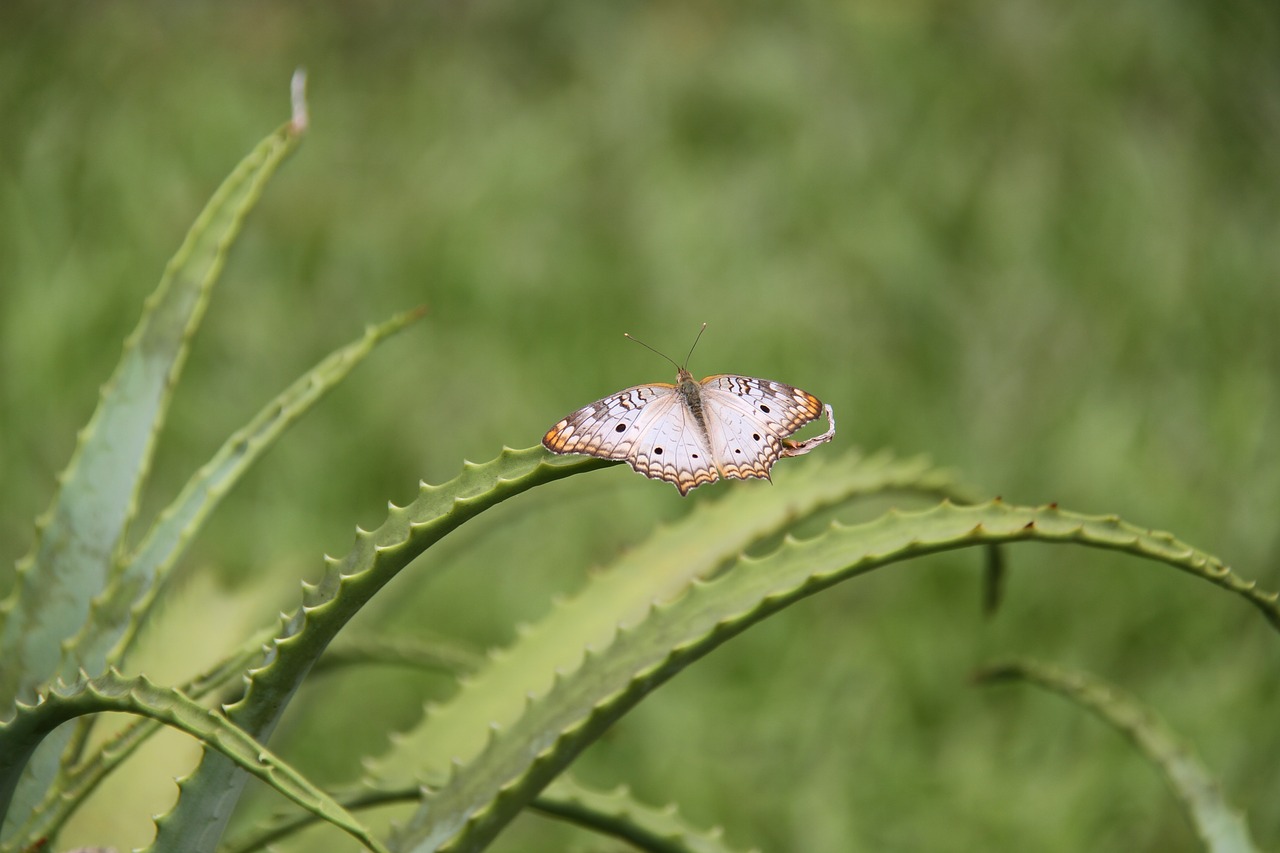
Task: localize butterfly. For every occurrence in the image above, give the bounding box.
[543,325,836,495]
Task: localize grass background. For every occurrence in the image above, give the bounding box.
[1,1,1277,850]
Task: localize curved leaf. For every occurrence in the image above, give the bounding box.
[157,449,955,852]
[386,500,1275,852]
[0,671,388,853]
[0,84,306,844]
[146,447,612,853]
[9,627,278,846]
[975,659,1258,853]
[366,450,969,787]
[77,307,425,673]
[310,634,485,679]
[535,775,760,853]
[224,775,757,853]
[0,109,305,707]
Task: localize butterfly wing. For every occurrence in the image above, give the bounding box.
[626,393,719,495]
[698,375,824,482]
[543,384,719,495]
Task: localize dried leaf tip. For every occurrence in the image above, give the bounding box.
[290,68,309,134]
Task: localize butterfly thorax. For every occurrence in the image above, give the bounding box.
[674,368,703,415]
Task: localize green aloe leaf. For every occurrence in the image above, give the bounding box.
[9,626,278,847]
[225,775,756,853]
[223,785,422,853]
[0,81,306,842]
[534,775,760,853]
[975,659,1258,853]
[386,501,1275,853]
[220,450,961,852]
[14,182,421,853]
[0,108,304,707]
[309,633,485,680]
[145,447,612,853]
[64,307,424,676]
[0,671,389,853]
[365,450,967,788]
[156,449,941,852]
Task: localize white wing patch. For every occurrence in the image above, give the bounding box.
[627,393,718,493]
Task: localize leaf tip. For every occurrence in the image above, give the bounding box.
[289,68,309,134]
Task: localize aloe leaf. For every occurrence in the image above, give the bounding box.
[386,501,1275,853]
[534,775,760,853]
[0,88,306,845]
[222,784,422,853]
[10,626,278,847]
[975,659,1258,853]
[154,449,941,852]
[55,307,423,677]
[0,671,389,853]
[365,450,966,788]
[145,448,612,853]
[0,107,305,708]
[310,633,485,680]
[225,775,755,853]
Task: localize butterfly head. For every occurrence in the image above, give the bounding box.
[625,323,708,387]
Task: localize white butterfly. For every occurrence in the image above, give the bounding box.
[543,327,836,495]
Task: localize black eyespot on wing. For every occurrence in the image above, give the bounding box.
[614,423,627,432]
[692,453,700,458]
[655,447,664,455]
[760,404,771,413]
[752,433,761,441]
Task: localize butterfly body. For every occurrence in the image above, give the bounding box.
[543,367,832,495]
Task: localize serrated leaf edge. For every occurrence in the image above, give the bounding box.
[0,671,387,853]
[392,501,1273,853]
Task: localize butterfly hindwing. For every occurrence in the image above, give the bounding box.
[626,397,718,495]
[699,392,786,481]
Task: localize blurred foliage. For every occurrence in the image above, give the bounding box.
[1,0,1277,850]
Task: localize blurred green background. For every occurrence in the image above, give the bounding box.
[2,1,1278,850]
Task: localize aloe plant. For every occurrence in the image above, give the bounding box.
[2,72,1276,853]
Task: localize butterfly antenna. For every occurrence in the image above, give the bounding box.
[623,332,682,370]
[682,322,708,369]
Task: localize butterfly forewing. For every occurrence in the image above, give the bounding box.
[542,384,672,459]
